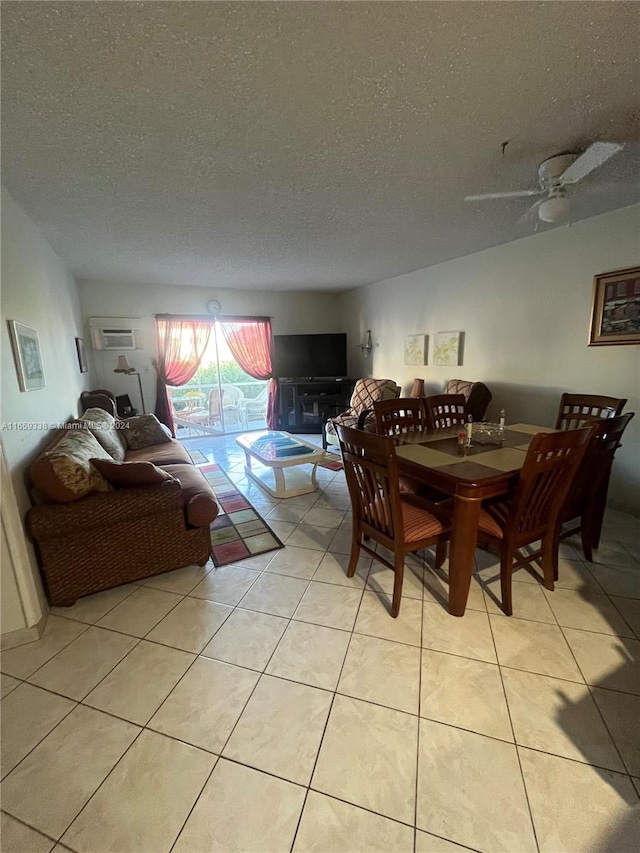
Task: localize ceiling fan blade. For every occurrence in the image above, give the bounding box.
[517,199,545,227]
[465,189,545,201]
[559,142,624,185]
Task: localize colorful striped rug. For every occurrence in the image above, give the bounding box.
[195,460,284,567]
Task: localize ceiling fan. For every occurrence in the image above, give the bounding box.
[465,142,624,224]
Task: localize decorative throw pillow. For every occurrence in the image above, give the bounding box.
[31,429,113,503]
[90,458,175,488]
[81,407,126,461]
[122,414,172,450]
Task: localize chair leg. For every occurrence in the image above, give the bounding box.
[347,527,362,578]
[500,551,513,617]
[391,552,404,618]
[434,539,448,570]
[581,524,594,563]
[541,535,556,591]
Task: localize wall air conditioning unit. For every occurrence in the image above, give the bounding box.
[89,317,141,351]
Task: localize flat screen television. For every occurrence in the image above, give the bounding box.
[273,333,347,379]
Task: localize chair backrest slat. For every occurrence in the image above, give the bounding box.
[425,394,466,430]
[374,397,428,436]
[555,393,627,430]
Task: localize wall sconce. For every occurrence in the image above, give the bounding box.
[359,329,373,355]
[114,355,146,413]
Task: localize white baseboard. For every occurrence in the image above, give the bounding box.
[1,612,47,651]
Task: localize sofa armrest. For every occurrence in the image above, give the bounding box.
[27,479,183,541]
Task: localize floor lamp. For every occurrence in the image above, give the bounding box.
[114,356,146,414]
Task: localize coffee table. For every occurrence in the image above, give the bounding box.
[236,431,327,498]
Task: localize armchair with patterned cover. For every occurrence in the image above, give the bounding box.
[443,379,492,423]
[323,378,401,449]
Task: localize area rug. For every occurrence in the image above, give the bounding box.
[318,454,343,471]
[196,462,284,567]
[189,449,209,464]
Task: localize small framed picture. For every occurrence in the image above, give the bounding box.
[404,334,428,366]
[434,331,464,366]
[8,320,46,391]
[75,336,88,373]
[589,266,640,346]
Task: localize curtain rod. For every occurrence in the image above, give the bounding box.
[154,313,273,321]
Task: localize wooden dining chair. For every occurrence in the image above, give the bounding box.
[475,426,595,616]
[336,423,451,618]
[555,393,627,430]
[558,412,634,563]
[374,397,428,436]
[425,394,466,430]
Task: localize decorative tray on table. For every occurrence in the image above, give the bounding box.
[471,422,506,445]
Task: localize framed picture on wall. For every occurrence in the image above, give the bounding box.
[8,320,46,391]
[589,266,640,346]
[434,331,464,366]
[75,336,88,373]
[404,334,428,365]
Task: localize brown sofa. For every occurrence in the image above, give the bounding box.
[26,409,218,606]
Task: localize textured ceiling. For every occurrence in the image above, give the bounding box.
[2,1,639,292]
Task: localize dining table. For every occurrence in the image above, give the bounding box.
[394,423,557,617]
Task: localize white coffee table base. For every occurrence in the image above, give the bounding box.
[236,431,326,499]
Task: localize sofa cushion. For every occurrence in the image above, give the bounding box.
[161,463,219,527]
[80,407,126,461]
[90,458,176,488]
[125,439,193,466]
[122,414,172,450]
[31,428,113,503]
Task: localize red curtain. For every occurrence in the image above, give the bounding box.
[219,318,278,429]
[154,318,212,434]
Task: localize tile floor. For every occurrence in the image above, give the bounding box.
[2,433,640,853]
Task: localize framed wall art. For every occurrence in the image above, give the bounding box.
[75,336,88,373]
[404,334,428,366]
[589,266,640,346]
[8,320,46,391]
[434,330,464,366]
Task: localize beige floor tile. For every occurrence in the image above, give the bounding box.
[1,683,76,779]
[327,529,354,555]
[50,584,138,624]
[589,543,640,570]
[491,615,584,681]
[27,627,138,700]
[563,628,640,695]
[174,758,305,853]
[239,572,310,617]
[417,719,537,853]
[287,524,337,552]
[269,520,296,541]
[223,674,332,785]
[0,705,139,839]
[266,545,324,579]
[544,587,636,637]
[145,596,232,652]
[84,641,195,725]
[266,621,350,690]
[96,587,183,637]
[312,551,370,588]
[1,673,21,698]
[591,687,640,776]
[415,830,473,852]
[149,657,259,753]
[589,565,640,600]
[294,790,414,853]
[1,812,55,853]
[423,602,496,663]
[312,694,418,824]
[611,596,640,637]
[501,668,624,771]
[366,560,426,600]
[355,592,423,646]
[338,633,421,714]
[554,557,605,592]
[482,577,556,623]
[265,503,309,524]
[61,730,214,853]
[423,569,487,612]
[202,607,288,670]
[420,649,512,741]
[303,507,346,528]
[0,616,88,680]
[142,563,211,595]
[189,564,260,605]
[294,581,363,631]
[519,747,640,853]
[313,490,352,511]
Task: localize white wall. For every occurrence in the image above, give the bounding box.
[340,205,640,512]
[78,281,343,412]
[1,187,91,624]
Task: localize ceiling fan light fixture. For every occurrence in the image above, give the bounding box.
[538,194,570,223]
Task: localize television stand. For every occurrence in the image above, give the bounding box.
[277,378,356,433]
